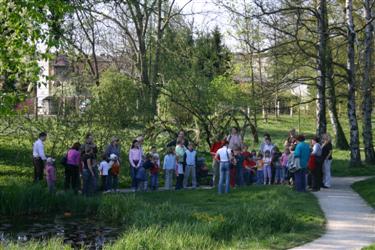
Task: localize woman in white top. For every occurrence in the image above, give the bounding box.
[227,127,243,150]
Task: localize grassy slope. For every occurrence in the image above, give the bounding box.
[1,185,324,250]
[351,178,375,250]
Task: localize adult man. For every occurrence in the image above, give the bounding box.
[32,132,47,182]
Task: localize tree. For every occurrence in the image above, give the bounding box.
[345,0,361,165]
[0,0,69,92]
[361,0,375,164]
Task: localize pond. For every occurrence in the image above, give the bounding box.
[0,214,123,249]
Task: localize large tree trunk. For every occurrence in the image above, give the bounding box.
[316,0,327,136]
[345,0,361,165]
[362,0,375,164]
[326,57,349,149]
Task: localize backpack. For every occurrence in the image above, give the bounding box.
[111,161,120,175]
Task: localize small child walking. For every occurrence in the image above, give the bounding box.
[163,147,177,190]
[256,152,264,185]
[150,155,160,190]
[98,154,110,192]
[263,150,272,185]
[45,157,56,193]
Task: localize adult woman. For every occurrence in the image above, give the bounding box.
[227,127,243,150]
[310,137,322,191]
[293,135,311,192]
[129,140,142,191]
[82,147,96,196]
[65,142,81,193]
[321,133,333,188]
[105,137,121,159]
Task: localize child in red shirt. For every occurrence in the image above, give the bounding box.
[150,155,160,190]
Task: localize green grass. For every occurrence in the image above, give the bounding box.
[352,177,375,209]
[0,184,325,250]
[351,178,375,250]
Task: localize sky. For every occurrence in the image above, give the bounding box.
[178,0,238,49]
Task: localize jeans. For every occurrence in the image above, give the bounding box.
[256,170,264,185]
[323,160,332,187]
[82,169,95,196]
[33,158,44,182]
[212,160,220,187]
[101,175,109,191]
[164,169,174,190]
[235,167,244,186]
[130,166,138,190]
[295,168,307,192]
[108,174,119,191]
[143,172,149,191]
[175,174,184,190]
[243,168,252,185]
[263,165,272,184]
[218,162,230,194]
[151,173,158,190]
[275,167,285,183]
[65,165,79,193]
[47,180,55,193]
[184,165,197,188]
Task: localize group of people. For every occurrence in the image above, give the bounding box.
[32,127,333,195]
[210,128,333,194]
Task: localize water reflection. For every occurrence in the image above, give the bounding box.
[0,215,122,249]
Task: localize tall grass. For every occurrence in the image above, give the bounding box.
[0,184,324,250]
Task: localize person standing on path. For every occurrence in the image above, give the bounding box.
[321,133,333,188]
[216,140,232,194]
[163,147,177,190]
[183,142,197,189]
[175,139,186,190]
[310,136,323,191]
[32,132,47,182]
[65,142,81,193]
[129,140,142,191]
[294,135,311,192]
[210,134,225,187]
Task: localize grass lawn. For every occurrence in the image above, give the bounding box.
[1,184,325,250]
[351,178,375,250]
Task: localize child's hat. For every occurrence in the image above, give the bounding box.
[47,157,55,164]
[109,154,118,160]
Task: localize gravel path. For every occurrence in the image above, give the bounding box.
[291,177,375,250]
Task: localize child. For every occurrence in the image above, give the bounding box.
[45,157,56,193]
[256,152,264,185]
[280,147,290,184]
[141,153,154,191]
[183,142,197,189]
[108,154,120,192]
[175,139,186,190]
[272,146,283,184]
[263,150,272,185]
[234,147,244,187]
[163,147,177,190]
[150,146,160,167]
[242,145,255,185]
[98,154,110,192]
[150,155,160,190]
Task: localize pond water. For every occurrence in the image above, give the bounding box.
[0,215,123,249]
